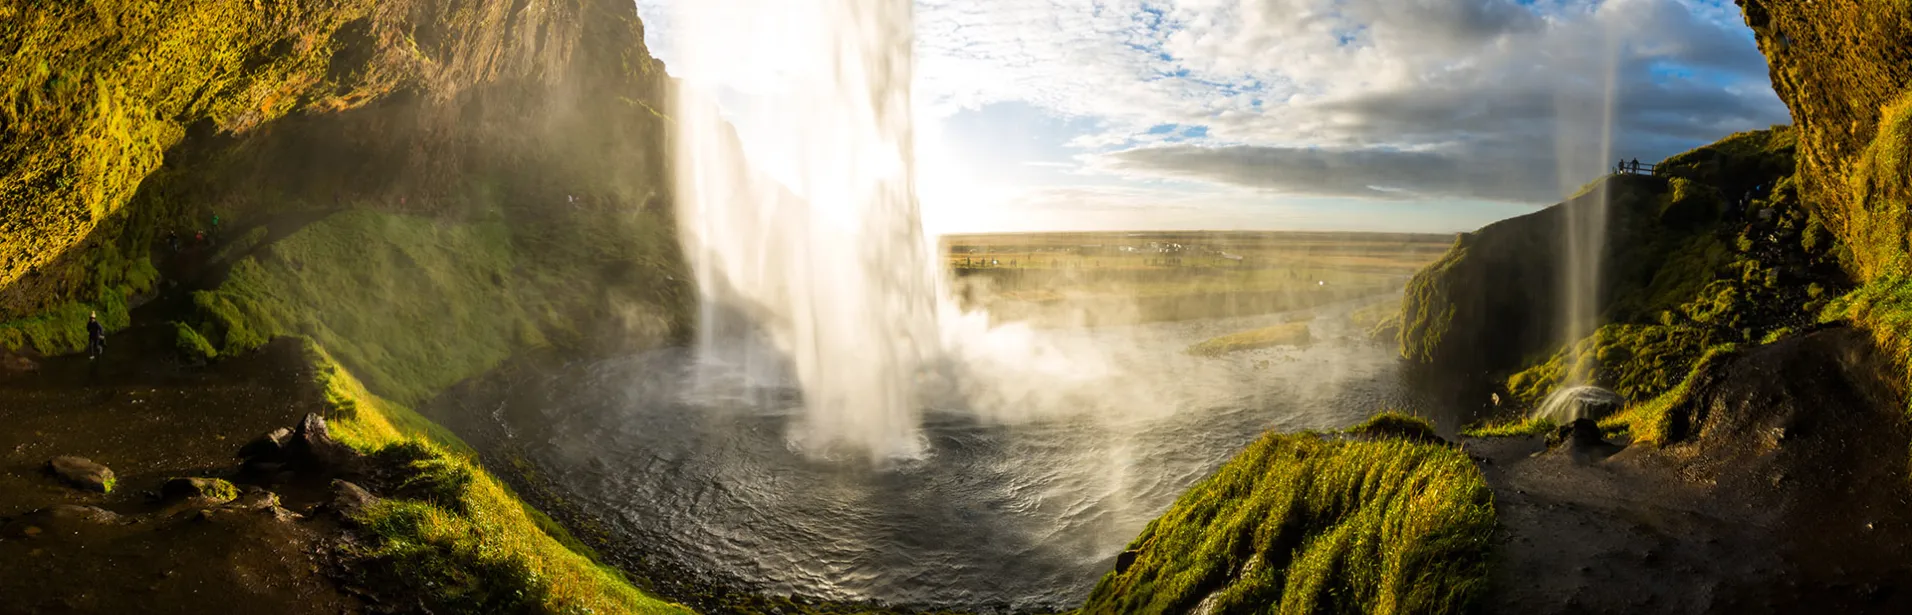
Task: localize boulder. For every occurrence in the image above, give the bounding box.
[289,413,364,474]
[1552,419,1624,462]
[330,480,380,519]
[237,427,293,461]
[161,478,240,504]
[44,456,115,493]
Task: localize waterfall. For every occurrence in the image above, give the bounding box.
[671,0,936,462]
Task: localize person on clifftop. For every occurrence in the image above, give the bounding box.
[86,312,105,360]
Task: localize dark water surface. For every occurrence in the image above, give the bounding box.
[482,301,1432,611]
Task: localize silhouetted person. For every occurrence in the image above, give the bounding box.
[167,230,179,253]
[1630,158,1640,174]
[1617,159,1625,174]
[86,312,105,360]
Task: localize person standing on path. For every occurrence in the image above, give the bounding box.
[86,312,105,360]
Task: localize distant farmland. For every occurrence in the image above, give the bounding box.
[939,230,1452,326]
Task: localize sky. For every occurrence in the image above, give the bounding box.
[631,0,1788,235]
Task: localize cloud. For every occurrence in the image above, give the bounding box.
[636,0,1788,229]
[1093,142,1563,202]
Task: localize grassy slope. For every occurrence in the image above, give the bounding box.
[185,204,687,406]
[306,341,690,614]
[1081,427,1493,615]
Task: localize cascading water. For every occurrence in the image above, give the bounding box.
[672,0,936,462]
[1536,17,1624,421]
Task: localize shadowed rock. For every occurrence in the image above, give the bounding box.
[330,480,380,520]
[44,456,115,493]
[237,427,293,460]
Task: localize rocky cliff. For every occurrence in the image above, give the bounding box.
[0,0,687,357]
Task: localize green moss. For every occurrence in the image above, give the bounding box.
[1082,432,1493,615]
[305,340,688,615]
[171,321,218,362]
[180,208,687,406]
[1186,322,1312,356]
[1596,344,1740,445]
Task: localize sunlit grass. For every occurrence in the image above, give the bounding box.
[1081,429,1492,615]
[304,341,689,614]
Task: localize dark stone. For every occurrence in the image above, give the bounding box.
[237,427,293,461]
[161,477,239,504]
[1552,419,1623,462]
[288,413,364,474]
[330,480,380,519]
[44,456,115,493]
[1115,549,1141,575]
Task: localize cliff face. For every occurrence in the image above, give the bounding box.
[0,0,689,366]
[1739,0,1912,281]
[0,0,678,324]
[1398,127,1839,409]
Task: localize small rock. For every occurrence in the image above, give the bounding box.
[290,413,364,474]
[1114,549,1141,575]
[237,428,293,461]
[45,456,116,493]
[161,478,240,504]
[330,480,380,519]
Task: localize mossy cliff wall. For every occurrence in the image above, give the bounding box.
[0,0,691,365]
[1739,0,1912,280]
[1398,127,1837,408]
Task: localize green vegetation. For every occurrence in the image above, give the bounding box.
[1595,344,1741,445]
[1082,430,1493,615]
[0,0,395,303]
[0,254,157,353]
[183,208,688,405]
[1349,298,1401,343]
[1460,418,1556,439]
[171,321,218,362]
[306,341,689,614]
[1186,322,1313,357]
[1404,126,1845,418]
[1345,411,1441,443]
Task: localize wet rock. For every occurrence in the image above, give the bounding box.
[329,480,380,519]
[161,478,240,504]
[44,456,115,493]
[1115,549,1141,575]
[1,505,121,538]
[237,427,292,461]
[1552,419,1624,462]
[289,413,364,474]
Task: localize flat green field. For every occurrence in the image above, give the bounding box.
[941,231,1449,326]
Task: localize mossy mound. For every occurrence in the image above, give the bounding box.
[1345,411,1444,444]
[1082,431,1492,615]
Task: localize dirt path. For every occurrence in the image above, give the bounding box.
[0,335,363,615]
[1474,329,1912,615]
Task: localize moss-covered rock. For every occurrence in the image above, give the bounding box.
[1083,431,1493,615]
[161,477,240,504]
